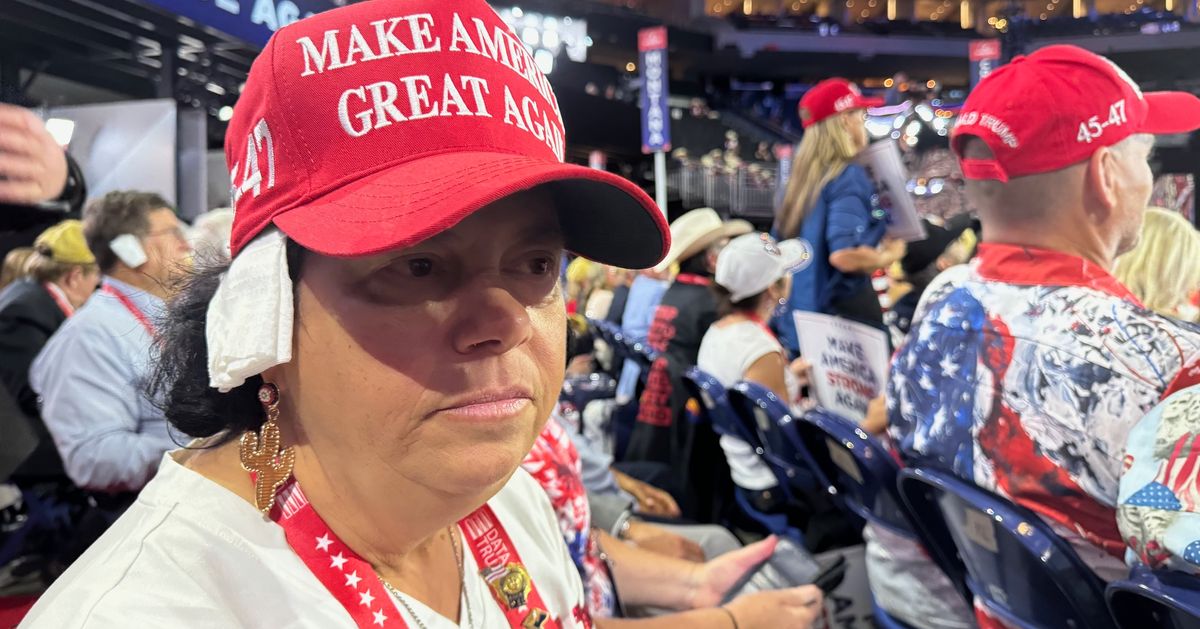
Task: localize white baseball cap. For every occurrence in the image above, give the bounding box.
[715,232,812,302]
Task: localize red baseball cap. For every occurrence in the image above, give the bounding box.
[225,0,669,269]
[952,44,1200,182]
[799,79,884,129]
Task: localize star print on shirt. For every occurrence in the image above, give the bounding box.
[345,571,362,588]
[360,590,376,607]
[330,552,348,570]
[316,534,333,552]
[373,609,388,626]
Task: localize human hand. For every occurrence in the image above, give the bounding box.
[689,536,779,609]
[624,520,705,563]
[614,470,681,518]
[722,586,824,629]
[862,395,889,435]
[788,357,812,389]
[0,104,68,205]
[881,238,907,266]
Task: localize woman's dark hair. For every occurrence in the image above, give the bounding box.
[711,283,766,319]
[149,240,307,446]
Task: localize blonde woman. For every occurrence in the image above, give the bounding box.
[774,79,906,354]
[1114,207,1200,321]
[0,246,34,291]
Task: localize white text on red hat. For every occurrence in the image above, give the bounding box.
[294,12,566,161]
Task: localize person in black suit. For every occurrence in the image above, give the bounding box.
[0,220,99,480]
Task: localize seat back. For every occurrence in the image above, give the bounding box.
[681,367,758,445]
[559,373,617,424]
[794,409,912,536]
[898,467,1118,629]
[619,336,656,373]
[683,368,801,541]
[727,381,819,495]
[1107,567,1200,629]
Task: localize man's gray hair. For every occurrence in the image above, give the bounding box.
[82,191,172,273]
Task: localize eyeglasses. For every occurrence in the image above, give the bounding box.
[143,226,189,242]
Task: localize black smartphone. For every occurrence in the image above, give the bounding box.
[811,555,847,594]
[721,538,829,604]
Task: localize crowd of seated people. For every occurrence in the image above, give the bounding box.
[565,45,1200,629]
[2,23,1200,629]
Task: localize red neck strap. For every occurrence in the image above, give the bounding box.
[744,312,777,341]
[675,273,712,287]
[101,284,156,337]
[43,283,74,318]
[266,476,562,629]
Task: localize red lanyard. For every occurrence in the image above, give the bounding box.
[267,477,562,629]
[43,283,74,318]
[101,284,155,337]
[675,273,712,287]
[745,313,778,342]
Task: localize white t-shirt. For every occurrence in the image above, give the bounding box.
[21,452,587,629]
[697,319,797,491]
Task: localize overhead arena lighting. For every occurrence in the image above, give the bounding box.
[496,7,590,74]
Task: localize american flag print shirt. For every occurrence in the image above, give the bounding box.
[1119,385,1200,574]
[888,243,1200,566]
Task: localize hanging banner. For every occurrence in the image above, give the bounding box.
[136,0,341,47]
[638,26,671,154]
[969,39,1002,90]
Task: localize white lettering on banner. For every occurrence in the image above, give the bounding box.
[644,50,666,147]
[251,0,303,31]
[216,0,240,14]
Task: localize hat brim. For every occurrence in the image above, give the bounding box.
[272,152,670,270]
[778,239,812,273]
[1141,91,1200,136]
[654,219,753,273]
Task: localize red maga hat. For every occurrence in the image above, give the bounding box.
[225,0,669,269]
[798,78,883,129]
[952,44,1200,183]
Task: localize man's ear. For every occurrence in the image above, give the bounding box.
[1085,145,1120,222]
[63,265,84,288]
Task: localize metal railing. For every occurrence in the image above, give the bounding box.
[668,161,780,219]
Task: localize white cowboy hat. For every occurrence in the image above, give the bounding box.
[653,208,753,273]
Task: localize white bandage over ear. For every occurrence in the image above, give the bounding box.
[206,228,293,392]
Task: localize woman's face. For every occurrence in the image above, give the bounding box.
[841,109,870,153]
[280,191,567,497]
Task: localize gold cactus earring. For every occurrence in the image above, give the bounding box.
[240,383,295,514]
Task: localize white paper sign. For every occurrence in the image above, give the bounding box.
[794,312,889,421]
[855,139,927,242]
